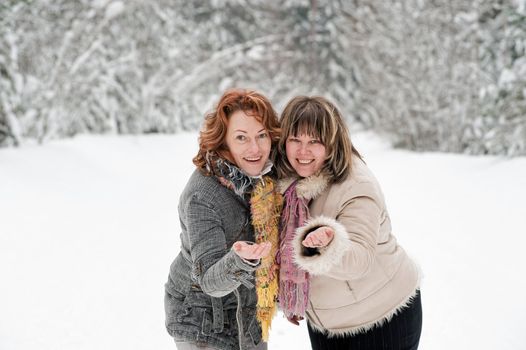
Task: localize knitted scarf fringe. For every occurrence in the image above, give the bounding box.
[250,176,282,341]
[278,181,310,319]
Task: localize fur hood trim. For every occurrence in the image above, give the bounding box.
[278,172,330,200]
[308,289,421,337]
[293,216,352,275]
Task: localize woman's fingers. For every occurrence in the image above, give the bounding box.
[302,235,313,247]
[233,241,272,260]
[252,242,271,259]
[302,232,319,247]
[324,228,334,243]
[233,241,253,258]
[302,227,335,247]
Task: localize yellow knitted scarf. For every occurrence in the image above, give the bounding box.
[250,176,282,341]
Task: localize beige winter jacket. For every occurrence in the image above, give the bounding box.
[280,156,421,337]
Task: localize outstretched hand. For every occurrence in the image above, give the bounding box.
[302,226,334,248]
[233,241,272,260]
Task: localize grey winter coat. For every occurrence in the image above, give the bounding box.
[164,169,263,350]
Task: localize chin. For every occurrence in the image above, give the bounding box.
[242,165,263,176]
[296,170,314,177]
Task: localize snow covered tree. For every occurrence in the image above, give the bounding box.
[1,0,525,155]
[0,1,27,146]
[326,0,526,156]
[476,0,526,155]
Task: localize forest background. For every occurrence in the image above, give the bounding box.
[1,0,525,155]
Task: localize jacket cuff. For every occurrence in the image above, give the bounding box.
[225,249,259,289]
[230,249,261,271]
[293,216,351,275]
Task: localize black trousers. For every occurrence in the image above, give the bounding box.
[307,290,422,350]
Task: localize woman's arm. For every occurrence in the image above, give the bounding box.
[293,183,382,280]
[185,196,259,297]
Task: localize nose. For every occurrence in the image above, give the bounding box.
[248,138,260,153]
[298,142,310,155]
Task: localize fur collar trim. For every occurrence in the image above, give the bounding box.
[278,172,330,200]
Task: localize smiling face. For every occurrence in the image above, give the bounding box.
[285,133,327,177]
[225,110,272,176]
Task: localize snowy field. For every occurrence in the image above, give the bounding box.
[1,132,525,350]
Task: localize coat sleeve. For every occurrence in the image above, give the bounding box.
[293,182,382,280]
[185,195,259,297]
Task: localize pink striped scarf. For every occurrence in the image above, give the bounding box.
[278,180,310,318]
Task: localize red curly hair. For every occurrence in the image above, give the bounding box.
[193,89,280,173]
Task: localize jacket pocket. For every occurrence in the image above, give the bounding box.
[164,288,187,335]
[199,308,213,336]
[350,261,390,302]
[309,278,356,309]
[179,289,225,335]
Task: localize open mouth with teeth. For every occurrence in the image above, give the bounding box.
[297,159,314,164]
[244,156,262,162]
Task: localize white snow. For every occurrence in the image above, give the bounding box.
[498,68,517,87]
[104,1,125,21]
[515,0,526,14]
[1,132,525,350]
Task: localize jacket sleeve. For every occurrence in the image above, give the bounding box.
[185,195,259,297]
[293,182,381,280]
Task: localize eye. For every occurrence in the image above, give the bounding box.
[309,139,322,145]
[258,132,268,139]
[235,135,247,142]
[287,137,299,143]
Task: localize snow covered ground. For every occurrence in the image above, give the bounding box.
[1,132,525,350]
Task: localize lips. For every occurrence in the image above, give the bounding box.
[297,159,314,164]
[244,156,262,162]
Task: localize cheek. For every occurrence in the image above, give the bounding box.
[261,139,272,155]
[226,140,242,157]
[315,148,328,163]
[285,144,295,160]
[225,137,234,149]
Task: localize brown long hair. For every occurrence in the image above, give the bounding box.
[275,96,362,183]
[193,89,280,173]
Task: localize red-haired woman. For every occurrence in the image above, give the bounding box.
[164,89,282,350]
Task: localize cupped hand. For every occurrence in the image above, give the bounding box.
[233,241,272,260]
[302,226,334,248]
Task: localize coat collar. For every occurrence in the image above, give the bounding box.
[278,171,330,200]
[209,156,273,199]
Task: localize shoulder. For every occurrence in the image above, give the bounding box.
[181,169,230,206]
[349,156,378,184]
[328,157,385,204]
[278,172,330,200]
